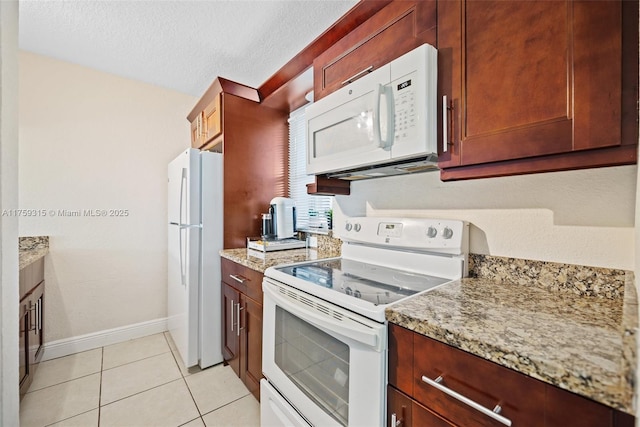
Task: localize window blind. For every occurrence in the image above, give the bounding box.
[288,106,333,231]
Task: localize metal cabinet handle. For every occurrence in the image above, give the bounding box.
[229,274,246,284]
[421,375,512,426]
[28,302,37,332]
[230,299,235,332]
[236,303,244,337]
[391,413,401,427]
[442,95,452,153]
[341,65,374,86]
[35,300,39,335]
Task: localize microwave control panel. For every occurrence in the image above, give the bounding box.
[393,74,417,143]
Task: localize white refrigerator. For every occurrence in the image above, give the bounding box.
[167,148,223,369]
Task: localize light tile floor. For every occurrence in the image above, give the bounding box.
[19,332,260,427]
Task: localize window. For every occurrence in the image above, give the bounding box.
[288,106,333,231]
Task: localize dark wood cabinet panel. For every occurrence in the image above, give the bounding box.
[222,282,240,377]
[313,0,436,101]
[437,0,637,180]
[221,257,263,304]
[221,93,288,249]
[188,77,287,249]
[387,386,413,427]
[19,302,29,396]
[242,295,262,401]
[388,323,413,394]
[388,325,634,427]
[543,383,637,427]
[221,258,264,401]
[413,332,545,427]
[19,260,45,399]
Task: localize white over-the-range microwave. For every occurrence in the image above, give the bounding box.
[306,43,438,180]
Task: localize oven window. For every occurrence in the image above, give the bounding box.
[275,306,349,426]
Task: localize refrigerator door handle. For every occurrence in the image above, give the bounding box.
[170,222,201,229]
[179,227,186,288]
[179,168,188,288]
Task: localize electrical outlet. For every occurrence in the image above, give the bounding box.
[308,236,318,248]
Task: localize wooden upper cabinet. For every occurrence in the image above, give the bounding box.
[190,113,205,149]
[438,0,638,180]
[203,93,222,143]
[188,77,260,151]
[313,0,436,101]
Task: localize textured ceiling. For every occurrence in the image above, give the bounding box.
[18,0,358,97]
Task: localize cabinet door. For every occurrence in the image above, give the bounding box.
[19,302,29,396]
[29,282,44,364]
[190,113,205,149]
[388,386,413,427]
[222,282,241,377]
[203,93,222,143]
[241,294,263,401]
[314,0,436,101]
[438,0,635,179]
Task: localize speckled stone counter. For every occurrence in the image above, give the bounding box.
[220,247,340,273]
[386,255,637,414]
[19,236,49,270]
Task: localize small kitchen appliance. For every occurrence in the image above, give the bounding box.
[260,216,469,427]
[269,197,296,239]
[167,148,223,369]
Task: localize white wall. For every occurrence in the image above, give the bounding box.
[18,52,197,342]
[0,2,19,425]
[335,165,636,270]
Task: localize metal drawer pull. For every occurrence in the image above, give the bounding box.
[341,65,374,85]
[421,375,512,426]
[229,274,246,284]
[391,413,401,427]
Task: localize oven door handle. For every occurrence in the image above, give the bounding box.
[263,281,379,348]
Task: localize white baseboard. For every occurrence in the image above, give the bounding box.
[41,317,168,361]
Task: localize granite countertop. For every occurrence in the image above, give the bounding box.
[386,272,637,414]
[19,236,49,270]
[220,247,339,273]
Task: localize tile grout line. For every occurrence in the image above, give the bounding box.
[98,346,103,427]
[99,377,185,408]
[162,332,206,422]
[24,371,101,395]
[101,349,173,373]
[199,392,254,419]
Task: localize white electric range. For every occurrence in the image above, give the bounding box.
[261,217,469,427]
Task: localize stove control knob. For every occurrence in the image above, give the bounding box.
[426,226,438,238]
[442,227,454,239]
[345,222,353,232]
[354,223,362,232]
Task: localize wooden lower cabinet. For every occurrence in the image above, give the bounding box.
[241,294,262,399]
[221,257,264,401]
[222,282,240,376]
[19,258,45,398]
[388,324,634,427]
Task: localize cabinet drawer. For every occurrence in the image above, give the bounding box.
[221,257,263,303]
[19,257,44,301]
[413,333,545,426]
[313,0,436,100]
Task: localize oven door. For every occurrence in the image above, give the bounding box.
[262,278,387,427]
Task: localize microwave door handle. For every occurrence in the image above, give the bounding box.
[376,84,394,150]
